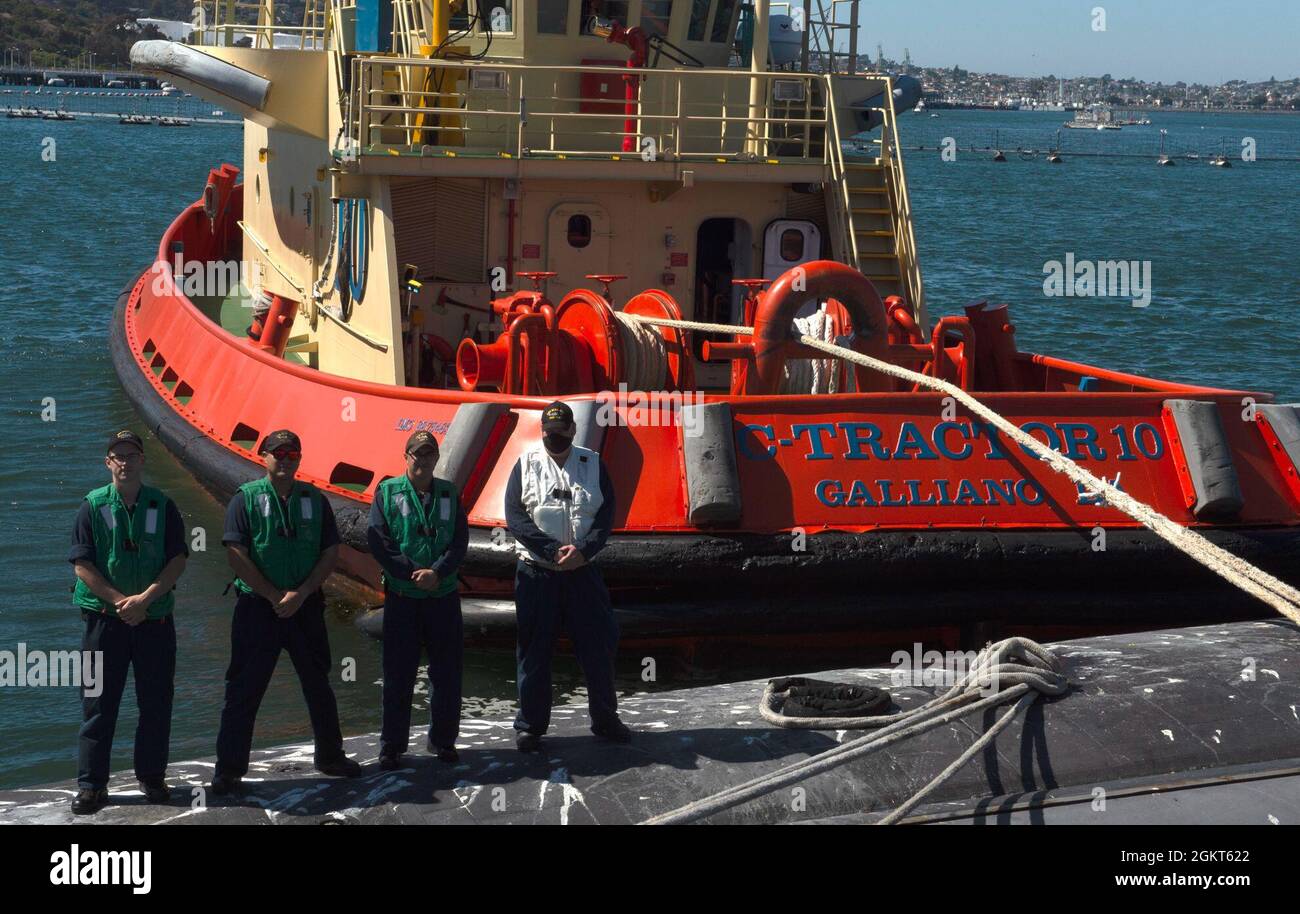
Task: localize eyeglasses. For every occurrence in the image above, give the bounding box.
[107,452,143,465]
[406,449,439,461]
[269,449,302,461]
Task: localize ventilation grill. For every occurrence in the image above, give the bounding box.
[391,177,488,283]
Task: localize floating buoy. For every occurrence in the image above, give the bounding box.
[992,150,1006,162]
[1047,152,1063,164]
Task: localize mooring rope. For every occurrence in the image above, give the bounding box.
[623,312,1300,626]
[641,637,1067,825]
[612,310,667,393]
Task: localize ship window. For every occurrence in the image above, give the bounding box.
[567,214,592,248]
[537,0,570,34]
[480,0,513,33]
[710,0,737,42]
[687,0,712,41]
[780,229,804,261]
[641,0,672,36]
[599,1,630,26]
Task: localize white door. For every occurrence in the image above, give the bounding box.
[763,219,821,316]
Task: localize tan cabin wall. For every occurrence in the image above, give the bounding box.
[242,123,404,384]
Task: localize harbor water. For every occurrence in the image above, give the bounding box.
[1,106,1297,789]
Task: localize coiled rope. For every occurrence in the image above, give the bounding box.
[784,307,844,395]
[623,312,1300,626]
[611,306,842,395]
[641,637,1068,825]
[612,310,667,392]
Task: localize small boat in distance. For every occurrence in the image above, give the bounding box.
[1064,105,1121,130]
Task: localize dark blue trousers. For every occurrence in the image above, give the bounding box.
[380,590,463,755]
[78,611,176,790]
[514,560,619,735]
[215,591,343,777]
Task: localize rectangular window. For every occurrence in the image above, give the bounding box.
[597,2,630,27]
[641,0,673,37]
[710,0,737,42]
[462,0,512,34]
[687,0,712,41]
[537,0,570,34]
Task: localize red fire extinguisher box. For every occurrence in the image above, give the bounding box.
[580,59,627,114]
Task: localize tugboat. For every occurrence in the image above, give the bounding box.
[119,0,1300,637]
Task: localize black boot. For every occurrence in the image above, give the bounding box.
[71,787,108,816]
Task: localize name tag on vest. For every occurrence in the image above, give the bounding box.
[439,496,450,521]
[300,496,313,520]
[394,492,410,517]
[256,493,272,517]
[99,504,116,530]
[145,507,158,535]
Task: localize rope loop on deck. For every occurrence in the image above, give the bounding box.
[642,637,1067,825]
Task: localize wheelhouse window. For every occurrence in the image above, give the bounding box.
[454,0,513,34]
[780,229,804,261]
[687,0,712,41]
[538,0,570,34]
[567,214,592,248]
[641,0,673,36]
[710,0,737,42]
[591,1,630,28]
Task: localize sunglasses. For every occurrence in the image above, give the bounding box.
[269,449,302,461]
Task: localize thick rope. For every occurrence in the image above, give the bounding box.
[621,312,1300,626]
[612,310,667,392]
[641,637,1067,825]
[785,307,840,394]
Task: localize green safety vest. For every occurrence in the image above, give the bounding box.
[234,477,324,594]
[73,483,176,619]
[375,474,459,598]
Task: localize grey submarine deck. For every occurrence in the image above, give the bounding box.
[3,620,1298,825]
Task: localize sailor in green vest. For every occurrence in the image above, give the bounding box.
[212,429,362,795]
[68,430,189,815]
[367,430,469,769]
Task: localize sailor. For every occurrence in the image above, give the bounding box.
[367,430,469,769]
[212,430,361,794]
[505,401,631,752]
[69,430,189,815]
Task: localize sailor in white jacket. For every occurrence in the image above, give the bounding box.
[503,400,631,752]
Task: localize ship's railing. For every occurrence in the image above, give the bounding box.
[878,87,927,327]
[345,56,829,163]
[186,0,328,50]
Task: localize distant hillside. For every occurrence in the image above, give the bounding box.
[0,0,307,69]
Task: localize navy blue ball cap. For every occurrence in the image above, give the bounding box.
[405,430,440,454]
[259,429,302,454]
[541,401,574,432]
[106,430,144,454]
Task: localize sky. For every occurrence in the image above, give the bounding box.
[826,0,1299,85]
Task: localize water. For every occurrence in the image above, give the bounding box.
[892,109,1300,398]
[1,108,1297,789]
